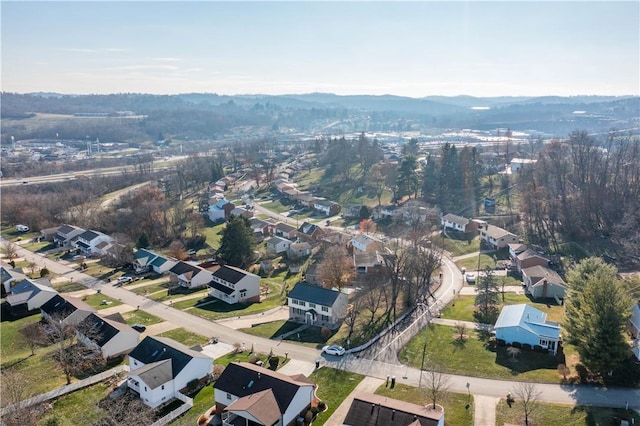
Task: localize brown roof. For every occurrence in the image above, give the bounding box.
[343,392,443,426]
[225,388,280,426]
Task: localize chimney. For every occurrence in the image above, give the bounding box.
[257,372,261,380]
[371,403,375,415]
[391,410,396,420]
[543,279,548,298]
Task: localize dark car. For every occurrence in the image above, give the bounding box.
[131,324,146,332]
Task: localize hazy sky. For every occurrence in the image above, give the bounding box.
[2,1,639,97]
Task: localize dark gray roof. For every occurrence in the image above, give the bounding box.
[442,213,469,227]
[275,223,296,233]
[170,261,201,276]
[288,282,341,306]
[212,265,248,284]
[128,336,209,379]
[344,392,442,426]
[215,362,312,415]
[134,248,156,260]
[57,224,77,235]
[79,313,121,347]
[130,359,173,390]
[78,230,100,242]
[41,294,95,318]
[151,256,169,267]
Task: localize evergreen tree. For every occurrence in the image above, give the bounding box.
[217,215,255,268]
[396,155,420,199]
[136,233,150,249]
[563,257,632,375]
[473,267,501,324]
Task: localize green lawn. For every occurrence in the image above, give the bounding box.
[400,324,565,383]
[240,320,344,349]
[442,293,565,324]
[435,235,480,257]
[121,310,163,326]
[130,281,173,296]
[240,320,299,339]
[495,399,640,426]
[53,281,87,293]
[309,367,365,426]
[375,383,473,426]
[157,328,209,347]
[149,289,209,303]
[456,254,498,272]
[80,293,123,310]
[37,382,111,426]
[200,221,226,251]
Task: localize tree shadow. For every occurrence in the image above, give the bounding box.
[494,346,560,375]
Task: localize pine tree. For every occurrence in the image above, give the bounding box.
[473,267,501,324]
[217,215,255,268]
[563,257,632,376]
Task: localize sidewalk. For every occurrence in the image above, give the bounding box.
[474,395,498,426]
[322,376,385,426]
[217,306,290,330]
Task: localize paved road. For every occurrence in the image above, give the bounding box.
[5,241,640,411]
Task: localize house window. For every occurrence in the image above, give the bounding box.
[240,289,247,298]
[309,303,316,309]
[161,385,165,390]
[539,339,548,347]
[145,386,147,391]
[321,306,329,312]
[227,392,232,400]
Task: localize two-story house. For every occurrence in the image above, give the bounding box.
[441,213,470,233]
[478,224,519,250]
[521,265,567,300]
[127,336,213,408]
[275,223,297,240]
[74,230,114,257]
[297,222,325,242]
[168,261,213,289]
[351,234,385,254]
[207,265,261,304]
[214,362,315,426]
[313,199,341,216]
[77,312,139,359]
[266,236,293,255]
[287,282,348,329]
[53,224,85,248]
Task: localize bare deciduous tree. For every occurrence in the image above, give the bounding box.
[94,393,156,426]
[2,240,20,263]
[512,382,541,426]
[421,361,450,410]
[0,369,41,426]
[454,322,467,342]
[167,240,187,260]
[317,246,354,290]
[19,322,47,356]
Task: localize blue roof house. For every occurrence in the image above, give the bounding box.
[287,282,348,330]
[494,304,561,355]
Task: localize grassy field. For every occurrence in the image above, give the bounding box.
[53,281,87,293]
[156,328,209,347]
[37,382,111,426]
[400,324,566,383]
[121,310,163,326]
[442,293,565,323]
[375,383,474,426]
[199,221,226,251]
[80,293,123,310]
[456,254,499,271]
[495,399,640,426]
[435,235,481,257]
[309,367,365,426]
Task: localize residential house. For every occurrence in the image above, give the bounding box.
[313,199,341,216]
[40,294,95,325]
[287,282,348,329]
[39,226,60,242]
[288,241,311,261]
[127,336,213,408]
[207,264,261,304]
[515,249,549,273]
[629,302,640,361]
[5,278,58,317]
[74,230,114,257]
[351,234,385,254]
[508,243,528,261]
[214,362,315,426]
[354,251,384,274]
[478,224,519,250]
[441,214,471,233]
[133,248,161,274]
[53,224,85,248]
[168,262,213,289]
[377,205,402,220]
[521,265,567,300]
[77,312,139,359]
[343,204,364,219]
[494,304,561,354]
[250,218,275,237]
[266,236,293,255]
[297,222,325,242]
[275,223,297,240]
[208,199,235,223]
[150,255,177,274]
[344,392,445,426]
[230,207,254,219]
[1,266,29,295]
[510,158,537,173]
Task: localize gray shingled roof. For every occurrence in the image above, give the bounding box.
[287,282,341,306]
[128,336,209,380]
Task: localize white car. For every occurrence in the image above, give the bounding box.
[116,276,133,285]
[15,224,30,232]
[322,344,346,356]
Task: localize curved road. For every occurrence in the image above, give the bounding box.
[6,241,639,410]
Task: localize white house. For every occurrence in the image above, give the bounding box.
[214,362,315,426]
[441,213,470,233]
[127,336,213,408]
[77,312,139,359]
[40,294,95,326]
[287,282,349,329]
[149,255,177,274]
[207,265,261,304]
[351,233,384,254]
[168,261,213,289]
[354,251,384,274]
[266,236,292,255]
[510,158,537,173]
[288,241,312,260]
[478,224,519,250]
[74,230,114,257]
[53,224,85,248]
[313,199,341,216]
[208,199,232,222]
[494,304,561,354]
[5,278,58,317]
[274,223,297,240]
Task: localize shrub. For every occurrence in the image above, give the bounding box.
[304,410,313,423]
[249,355,262,364]
[268,356,280,370]
[320,327,331,339]
[496,339,506,346]
[233,342,242,353]
[40,267,50,277]
[212,364,225,380]
[317,401,327,411]
[310,406,319,415]
[522,343,532,351]
[511,342,522,348]
[533,345,547,353]
[187,378,199,390]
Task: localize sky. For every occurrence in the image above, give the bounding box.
[1,1,639,98]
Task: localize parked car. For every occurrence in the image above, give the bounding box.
[131,324,146,332]
[465,273,476,284]
[117,276,133,285]
[15,224,29,232]
[322,344,346,356]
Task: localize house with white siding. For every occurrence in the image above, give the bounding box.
[207,265,260,304]
[168,262,213,289]
[77,312,139,359]
[478,224,519,250]
[74,230,114,257]
[127,336,213,408]
[5,278,57,317]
